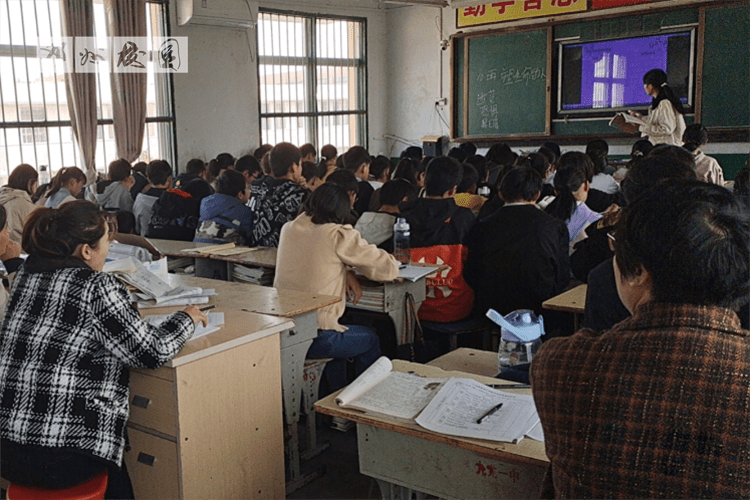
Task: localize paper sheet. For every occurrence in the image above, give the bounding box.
[114,266,175,298]
[415,378,540,443]
[397,265,440,282]
[145,312,225,340]
[608,112,647,127]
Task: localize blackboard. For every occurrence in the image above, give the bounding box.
[702,5,750,128]
[462,29,548,137]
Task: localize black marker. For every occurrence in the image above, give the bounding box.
[476,402,503,424]
[199,305,216,312]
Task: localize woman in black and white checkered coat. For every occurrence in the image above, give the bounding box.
[0,201,208,499]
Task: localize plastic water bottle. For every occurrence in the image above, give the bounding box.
[393,217,411,265]
[39,165,50,185]
[487,309,544,373]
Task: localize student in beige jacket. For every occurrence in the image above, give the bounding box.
[275,183,399,392]
[0,164,39,244]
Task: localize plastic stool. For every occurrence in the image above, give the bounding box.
[7,470,108,500]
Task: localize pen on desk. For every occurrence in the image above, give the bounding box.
[199,305,216,312]
[476,402,503,424]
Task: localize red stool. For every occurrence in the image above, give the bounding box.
[7,470,108,500]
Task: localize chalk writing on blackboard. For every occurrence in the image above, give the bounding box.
[477,67,546,86]
[477,89,500,129]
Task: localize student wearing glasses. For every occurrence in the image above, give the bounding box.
[0,201,207,499]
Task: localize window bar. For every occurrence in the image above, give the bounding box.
[0,3,10,174]
[308,17,316,147]
[268,13,278,143]
[288,14,295,145]
[18,0,40,168]
[6,0,26,164]
[46,0,66,166]
[32,0,53,170]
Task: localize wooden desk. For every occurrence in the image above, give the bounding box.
[146,238,218,258]
[126,309,293,500]
[159,274,340,492]
[428,347,498,378]
[542,284,587,330]
[315,360,547,499]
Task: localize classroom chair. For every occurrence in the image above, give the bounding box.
[6,470,108,500]
[421,315,493,357]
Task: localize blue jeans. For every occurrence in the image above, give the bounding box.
[306,325,381,392]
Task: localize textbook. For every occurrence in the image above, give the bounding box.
[337,356,543,443]
[608,112,647,127]
[181,242,235,255]
[144,311,225,340]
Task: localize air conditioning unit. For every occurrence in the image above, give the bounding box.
[177,0,254,29]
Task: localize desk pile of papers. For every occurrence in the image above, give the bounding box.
[335,357,543,443]
[103,257,215,309]
[231,263,274,286]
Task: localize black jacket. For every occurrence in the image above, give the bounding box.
[147,189,201,241]
[465,204,570,316]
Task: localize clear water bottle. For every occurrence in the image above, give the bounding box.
[486,309,544,373]
[39,165,50,185]
[393,217,411,265]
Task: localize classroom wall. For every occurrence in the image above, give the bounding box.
[168,0,390,166]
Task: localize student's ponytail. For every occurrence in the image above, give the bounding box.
[643,68,685,115]
[549,152,590,223]
[45,167,86,199]
[682,123,708,153]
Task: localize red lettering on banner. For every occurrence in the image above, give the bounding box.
[523,0,542,10]
[463,5,486,16]
[491,1,516,14]
[551,0,579,6]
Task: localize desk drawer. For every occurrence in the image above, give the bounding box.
[279,311,318,349]
[128,371,177,437]
[124,428,180,500]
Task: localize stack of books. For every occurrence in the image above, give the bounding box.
[232,264,274,286]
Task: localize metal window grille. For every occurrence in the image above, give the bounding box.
[0,0,176,181]
[257,10,367,152]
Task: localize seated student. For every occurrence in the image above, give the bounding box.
[453,163,485,214]
[366,155,394,211]
[0,201,205,499]
[531,181,750,499]
[526,152,555,200]
[254,144,272,162]
[582,150,698,331]
[300,143,316,163]
[320,143,337,171]
[234,155,262,190]
[148,179,212,241]
[683,123,725,185]
[342,146,374,216]
[115,210,136,235]
[44,167,86,209]
[130,161,149,199]
[586,140,619,194]
[133,160,172,236]
[96,159,135,212]
[300,161,324,191]
[476,163,514,222]
[613,139,653,183]
[545,152,602,253]
[174,158,208,188]
[248,142,309,247]
[0,205,22,315]
[400,156,475,323]
[325,169,360,225]
[0,164,39,244]
[465,167,569,318]
[275,183,399,392]
[355,179,416,249]
[194,170,252,246]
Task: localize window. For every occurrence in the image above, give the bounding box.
[258,11,367,151]
[0,0,176,181]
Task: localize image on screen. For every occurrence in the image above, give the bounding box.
[559,31,692,112]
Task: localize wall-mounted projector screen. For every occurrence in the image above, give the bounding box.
[558,30,694,114]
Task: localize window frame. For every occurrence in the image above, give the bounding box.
[0,0,178,176]
[257,8,368,150]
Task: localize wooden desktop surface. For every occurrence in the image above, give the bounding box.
[542,284,587,314]
[209,246,278,268]
[314,359,548,467]
[428,348,499,378]
[139,307,292,368]
[161,274,340,318]
[145,238,219,258]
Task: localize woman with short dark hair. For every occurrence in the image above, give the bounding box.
[531,181,750,498]
[275,183,399,392]
[0,200,207,498]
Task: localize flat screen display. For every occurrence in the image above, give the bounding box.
[559,31,693,112]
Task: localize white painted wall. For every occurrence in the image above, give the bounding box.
[169,0,388,167]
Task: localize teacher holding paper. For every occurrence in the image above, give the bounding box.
[612,68,686,146]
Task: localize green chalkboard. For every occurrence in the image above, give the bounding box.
[702,5,750,128]
[465,29,548,137]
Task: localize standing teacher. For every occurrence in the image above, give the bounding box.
[612,68,686,146]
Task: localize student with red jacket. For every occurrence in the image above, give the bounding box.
[400,156,475,323]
